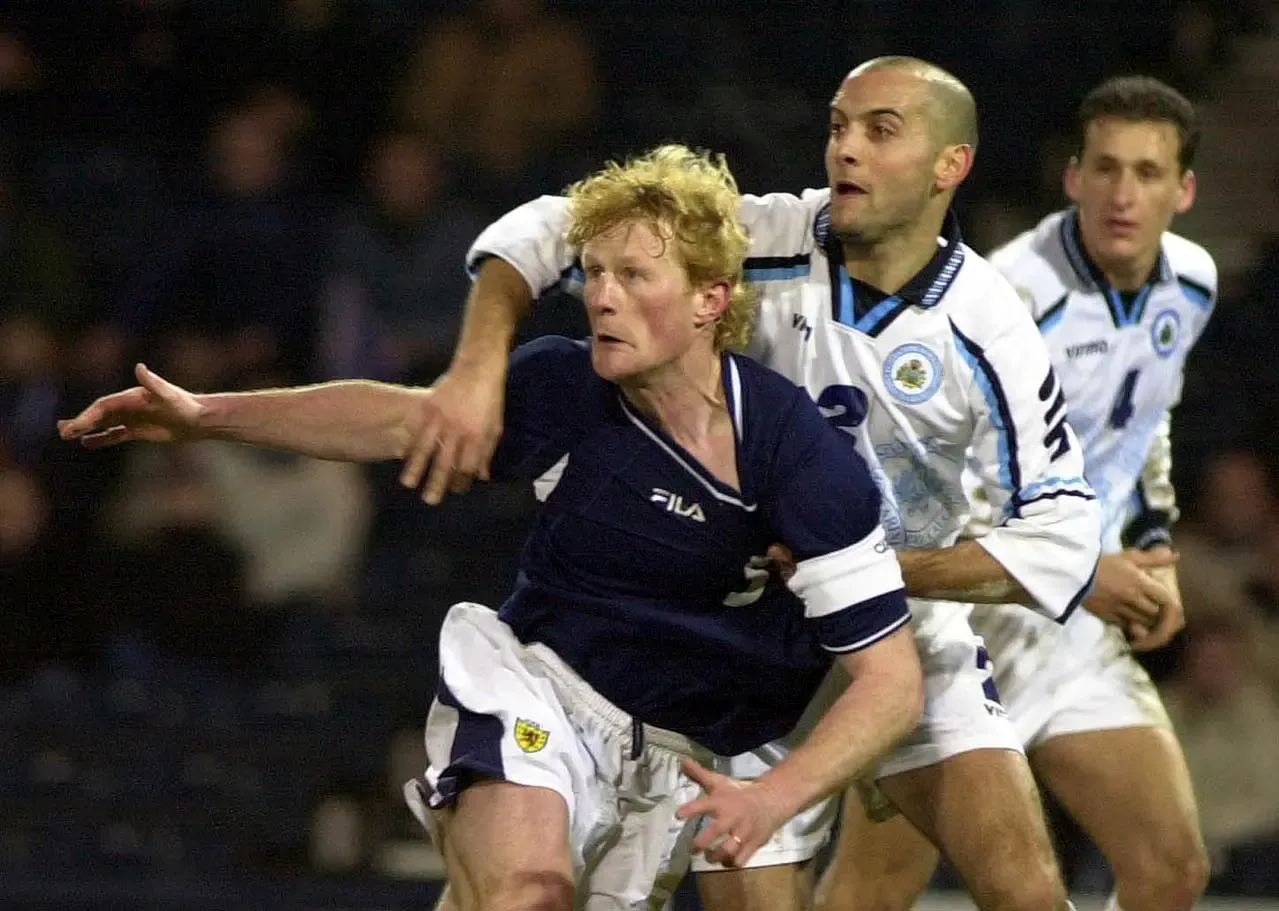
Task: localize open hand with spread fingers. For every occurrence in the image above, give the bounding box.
[57,363,205,449]
[675,756,790,869]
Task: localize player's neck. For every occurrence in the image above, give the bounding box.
[621,347,729,443]
[1091,245,1160,293]
[841,214,944,294]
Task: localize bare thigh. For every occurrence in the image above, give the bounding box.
[695,862,813,911]
[1031,726,1208,908]
[877,748,1067,911]
[813,783,940,911]
[437,779,574,911]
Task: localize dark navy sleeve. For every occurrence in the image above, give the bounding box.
[768,391,910,654]
[489,336,598,481]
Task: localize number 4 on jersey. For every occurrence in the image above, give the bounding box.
[1108,369,1140,430]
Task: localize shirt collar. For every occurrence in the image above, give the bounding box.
[1059,207,1172,291]
[814,202,966,308]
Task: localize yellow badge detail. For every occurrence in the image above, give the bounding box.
[894,358,928,391]
[514,718,549,753]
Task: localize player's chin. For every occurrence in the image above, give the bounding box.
[827,203,871,239]
[590,348,637,383]
[1096,233,1145,262]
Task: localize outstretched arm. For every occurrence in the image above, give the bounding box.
[59,363,430,464]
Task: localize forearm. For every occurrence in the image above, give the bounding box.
[449,257,535,374]
[196,381,427,463]
[751,628,923,820]
[897,539,1033,604]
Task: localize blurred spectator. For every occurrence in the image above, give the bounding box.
[1171,448,1278,680]
[0,463,70,680]
[99,346,373,671]
[98,440,252,671]
[0,157,88,339]
[320,128,489,382]
[1162,611,1279,894]
[235,0,408,193]
[396,0,598,205]
[1175,448,1277,591]
[116,102,328,384]
[0,315,60,468]
[185,440,371,613]
[0,25,42,160]
[1190,236,1279,460]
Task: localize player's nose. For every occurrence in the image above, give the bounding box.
[585,275,621,313]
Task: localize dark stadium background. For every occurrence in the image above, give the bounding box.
[2,1,1277,907]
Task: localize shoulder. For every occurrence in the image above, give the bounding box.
[510,335,594,380]
[1163,230,1217,302]
[503,337,609,438]
[731,352,827,457]
[986,211,1075,314]
[731,351,812,415]
[946,246,1039,337]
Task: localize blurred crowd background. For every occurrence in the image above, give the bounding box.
[2,0,1279,906]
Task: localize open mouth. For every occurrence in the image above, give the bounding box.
[834,180,867,197]
[595,333,624,344]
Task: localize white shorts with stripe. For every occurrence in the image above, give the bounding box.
[693,599,1023,872]
[403,601,711,909]
[972,605,1171,749]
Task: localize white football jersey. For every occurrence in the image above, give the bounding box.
[467,190,1102,635]
[990,208,1215,552]
[970,208,1216,667]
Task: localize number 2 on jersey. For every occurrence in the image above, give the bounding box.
[1108,369,1140,430]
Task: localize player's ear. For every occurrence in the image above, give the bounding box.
[694,281,731,328]
[1175,168,1197,215]
[1063,157,1081,202]
[934,143,974,191]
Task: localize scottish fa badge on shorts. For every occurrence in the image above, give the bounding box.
[514,718,550,753]
[884,343,943,404]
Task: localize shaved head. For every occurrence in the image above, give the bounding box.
[847,56,978,151]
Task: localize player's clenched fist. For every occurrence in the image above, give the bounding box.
[398,365,506,505]
[1126,546,1185,652]
[1084,548,1181,645]
[57,363,204,449]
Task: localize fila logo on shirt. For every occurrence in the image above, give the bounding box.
[651,488,707,522]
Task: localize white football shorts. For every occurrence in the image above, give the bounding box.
[403,601,711,909]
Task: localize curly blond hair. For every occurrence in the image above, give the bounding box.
[564,145,758,352]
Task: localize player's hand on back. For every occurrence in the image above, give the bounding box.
[399,364,506,505]
[675,757,790,868]
[57,363,204,449]
[1084,549,1179,640]
[766,543,797,582]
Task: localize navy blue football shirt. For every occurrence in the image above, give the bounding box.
[486,336,907,754]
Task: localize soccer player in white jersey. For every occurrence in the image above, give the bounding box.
[60,146,926,910]
[382,58,1158,911]
[959,77,1210,911]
